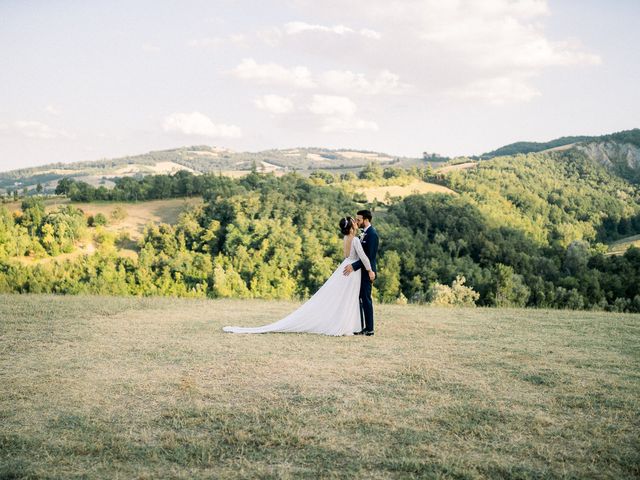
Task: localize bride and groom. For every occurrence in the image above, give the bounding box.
[223,210,379,336]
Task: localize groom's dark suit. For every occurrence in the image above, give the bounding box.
[351,225,379,332]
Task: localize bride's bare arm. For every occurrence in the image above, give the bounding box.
[353,237,372,271]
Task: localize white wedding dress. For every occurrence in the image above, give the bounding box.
[222,236,372,336]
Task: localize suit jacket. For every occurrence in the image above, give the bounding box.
[352,225,379,274]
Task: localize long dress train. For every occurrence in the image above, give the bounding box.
[222,236,372,336]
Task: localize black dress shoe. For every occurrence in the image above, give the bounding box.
[364,330,374,336]
[353,330,365,335]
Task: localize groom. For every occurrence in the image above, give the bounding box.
[343,209,379,336]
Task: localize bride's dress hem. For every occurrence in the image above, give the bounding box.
[222,327,356,337]
[221,237,370,336]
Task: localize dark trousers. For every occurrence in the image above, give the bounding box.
[359,276,374,332]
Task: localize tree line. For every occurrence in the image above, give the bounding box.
[2,153,640,311]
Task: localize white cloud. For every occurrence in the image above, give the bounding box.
[449,76,541,104]
[256,27,284,47]
[308,95,357,117]
[285,21,353,35]
[254,95,295,114]
[229,34,246,45]
[288,0,600,105]
[188,34,247,48]
[320,69,408,95]
[284,21,381,39]
[359,28,381,39]
[187,37,223,48]
[307,95,378,132]
[420,14,601,70]
[416,1,599,71]
[319,117,379,133]
[0,120,73,140]
[231,58,316,88]
[248,93,379,132]
[142,43,160,53]
[163,112,242,138]
[45,105,61,116]
[232,58,407,96]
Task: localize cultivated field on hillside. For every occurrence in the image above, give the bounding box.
[608,233,640,255]
[4,197,204,240]
[356,180,456,202]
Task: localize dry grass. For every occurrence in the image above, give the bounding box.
[337,151,391,160]
[540,144,578,154]
[75,198,204,240]
[608,234,640,256]
[435,162,478,174]
[109,162,199,176]
[5,197,204,241]
[357,180,456,202]
[1,295,639,479]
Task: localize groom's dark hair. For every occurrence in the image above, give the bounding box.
[357,209,372,222]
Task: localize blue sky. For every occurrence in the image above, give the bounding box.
[1,0,638,171]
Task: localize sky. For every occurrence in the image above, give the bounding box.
[1,0,639,171]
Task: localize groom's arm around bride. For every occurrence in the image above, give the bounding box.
[348,229,379,280]
[344,212,379,280]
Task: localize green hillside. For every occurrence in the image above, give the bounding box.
[480,135,594,159]
[2,129,640,311]
[3,128,638,196]
[446,149,640,245]
[2,154,640,311]
[1,294,638,479]
[480,128,640,159]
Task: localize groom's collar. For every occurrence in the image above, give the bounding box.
[363,224,371,233]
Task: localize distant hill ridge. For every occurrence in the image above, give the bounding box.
[480,128,640,183]
[0,147,420,194]
[480,128,640,158]
[1,128,639,193]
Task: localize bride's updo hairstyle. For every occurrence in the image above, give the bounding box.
[339,216,355,235]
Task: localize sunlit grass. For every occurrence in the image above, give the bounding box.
[356,180,456,203]
[1,294,639,478]
[608,233,640,255]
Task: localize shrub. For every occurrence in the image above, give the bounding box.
[427,275,480,307]
[93,213,108,226]
[110,206,127,222]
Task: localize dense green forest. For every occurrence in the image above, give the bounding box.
[50,163,426,202]
[54,171,222,202]
[1,148,640,311]
[447,150,640,245]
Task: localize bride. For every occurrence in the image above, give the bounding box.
[222,216,375,336]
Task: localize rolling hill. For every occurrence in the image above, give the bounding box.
[0,146,424,195]
[480,128,640,183]
[2,128,638,196]
[479,135,595,158]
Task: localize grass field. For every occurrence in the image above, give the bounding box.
[1,295,639,479]
[434,162,478,174]
[4,197,204,241]
[608,233,640,255]
[356,180,456,203]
